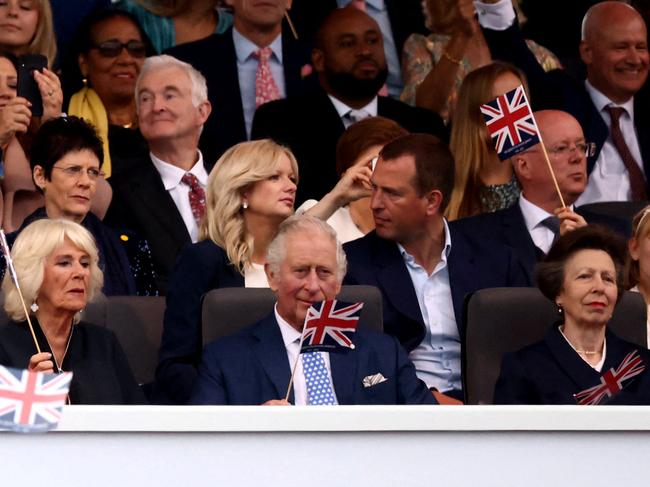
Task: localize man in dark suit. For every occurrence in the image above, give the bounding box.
[343,134,530,404]
[190,214,435,406]
[165,0,314,165]
[252,6,446,204]
[286,0,428,98]
[106,55,212,295]
[454,110,630,282]
[483,0,650,204]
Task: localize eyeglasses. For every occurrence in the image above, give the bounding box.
[52,165,104,181]
[91,40,147,58]
[548,142,596,158]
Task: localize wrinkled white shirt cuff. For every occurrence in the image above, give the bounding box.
[475,0,516,31]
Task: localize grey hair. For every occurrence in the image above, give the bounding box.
[136,54,208,108]
[266,215,347,282]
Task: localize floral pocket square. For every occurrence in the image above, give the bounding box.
[362,373,388,388]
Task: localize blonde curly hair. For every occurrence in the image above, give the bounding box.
[200,139,299,274]
[2,219,104,322]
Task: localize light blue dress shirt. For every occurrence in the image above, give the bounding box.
[233,29,286,139]
[399,220,461,392]
[336,0,403,98]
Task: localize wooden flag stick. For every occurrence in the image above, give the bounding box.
[0,230,41,354]
[284,11,299,40]
[537,138,567,209]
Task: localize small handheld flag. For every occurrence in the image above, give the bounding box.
[480,84,540,161]
[574,350,646,405]
[0,365,72,433]
[300,300,363,353]
[0,230,41,354]
[285,299,364,401]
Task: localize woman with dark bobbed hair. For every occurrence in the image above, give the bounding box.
[494,225,650,405]
[6,116,154,296]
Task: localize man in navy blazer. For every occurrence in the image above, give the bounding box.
[453,110,630,283]
[190,215,435,406]
[343,134,530,403]
[165,0,315,165]
[482,1,650,203]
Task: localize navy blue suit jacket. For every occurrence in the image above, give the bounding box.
[252,88,447,204]
[452,203,631,283]
[494,325,650,405]
[342,226,531,352]
[155,240,244,404]
[483,23,650,192]
[165,28,315,165]
[190,313,436,405]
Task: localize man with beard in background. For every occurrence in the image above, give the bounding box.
[252,6,446,205]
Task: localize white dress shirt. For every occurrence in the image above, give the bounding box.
[296,199,365,244]
[518,194,571,255]
[328,94,378,128]
[402,219,461,392]
[575,81,644,205]
[275,305,337,405]
[233,29,286,139]
[150,151,208,243]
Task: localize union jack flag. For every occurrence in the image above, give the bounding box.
[480,84,540,160]
[300,300,363,353]
[574,350,646,405]
[0,365,72,433]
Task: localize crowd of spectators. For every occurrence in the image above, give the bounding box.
[0,0,649,407]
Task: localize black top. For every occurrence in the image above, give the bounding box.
[0,319,146,405]
[494,325,650,405]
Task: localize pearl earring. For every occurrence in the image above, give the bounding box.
[242,201,249,210]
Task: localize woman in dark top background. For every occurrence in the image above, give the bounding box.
[0,218,145,404]
[494,226,650,405]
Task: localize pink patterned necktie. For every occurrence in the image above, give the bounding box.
[349,0,366,11]
[181,173,206,225]
[253,47,281,108]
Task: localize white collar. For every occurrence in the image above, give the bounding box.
[233,28,283,64]
[584,79,635,119]
[397,218,452,266]
[328,94,378,119]
[149,151,208,191]
[275,304,302,348]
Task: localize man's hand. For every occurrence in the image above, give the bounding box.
[432,390,464,405]
[555,207,587,236]
[262,399,292,406]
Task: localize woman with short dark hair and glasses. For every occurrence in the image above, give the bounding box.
[4,116,143,296]
[494,225,650,405]
[61,7,154,181]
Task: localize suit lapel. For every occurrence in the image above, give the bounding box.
[251,315,294,403]
[634,95,650,189]
[373,236,424,328]
[500,205,538,280]
[447,227,477,334]
[330,347,358,405]
[131,161,191,245]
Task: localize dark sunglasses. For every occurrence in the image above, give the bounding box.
[91,40,147,58]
